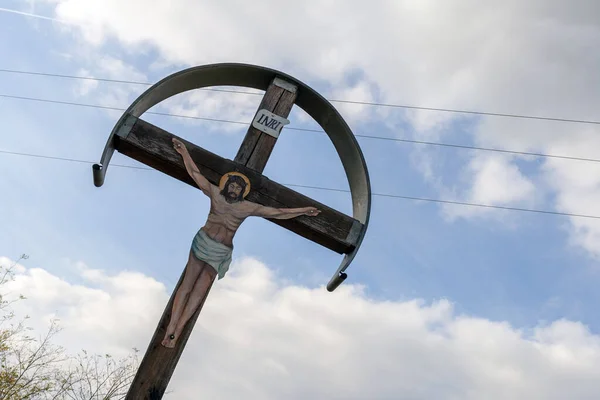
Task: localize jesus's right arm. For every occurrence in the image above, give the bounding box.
[172,138,215,197]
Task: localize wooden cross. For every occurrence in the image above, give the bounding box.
[115,77,363,399]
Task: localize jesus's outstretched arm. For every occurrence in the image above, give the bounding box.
[172,138,215,197]
[249,204,321,219]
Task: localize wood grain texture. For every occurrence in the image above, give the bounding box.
[114,116,362,255]
[234,77,298,172]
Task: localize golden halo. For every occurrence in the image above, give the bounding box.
[219,171,251,198]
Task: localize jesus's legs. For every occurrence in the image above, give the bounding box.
[172,261,216,341]
[161,250,203,348]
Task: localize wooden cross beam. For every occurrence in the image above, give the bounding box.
[118,77,363,399]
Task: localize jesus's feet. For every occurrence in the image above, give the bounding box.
[161,333,176,348]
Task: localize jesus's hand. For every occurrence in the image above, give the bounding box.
[304,207,321,216]
[172,138,188,155]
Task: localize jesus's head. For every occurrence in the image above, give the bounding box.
[220,175,247,203]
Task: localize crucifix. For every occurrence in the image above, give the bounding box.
[92,63,371,400]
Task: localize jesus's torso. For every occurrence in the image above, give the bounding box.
[200,185,254,247]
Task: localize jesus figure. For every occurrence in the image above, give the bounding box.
[161,138,321,348]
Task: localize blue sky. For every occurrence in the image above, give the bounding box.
[1,0,598,325]
[2,2,600,398]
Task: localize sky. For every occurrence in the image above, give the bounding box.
[2,0,600,398]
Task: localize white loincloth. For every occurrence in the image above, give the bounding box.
[190,229,233,280]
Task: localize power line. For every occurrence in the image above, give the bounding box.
[0,7,66,23]
[2,93,600,164]
[353,136,600,164]
[0,149,149,170]
[2,68,600,126]
[0,68,263,95]
[0,94,252,126]
[1,147,599,221]
[286,183,600,220]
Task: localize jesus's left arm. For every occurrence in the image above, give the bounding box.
[249,204,321,219]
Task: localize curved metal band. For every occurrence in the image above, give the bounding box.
[93,63,371,291]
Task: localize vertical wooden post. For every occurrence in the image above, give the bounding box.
[234,77,298,173]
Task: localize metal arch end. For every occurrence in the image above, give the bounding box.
[327,272,348,292]
[92,163,105,187]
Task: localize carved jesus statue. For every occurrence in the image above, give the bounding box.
[161,138,321,348]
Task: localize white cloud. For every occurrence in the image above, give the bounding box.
[37,1,600,255]
[2,259,168,357]
[469,155,535,205]
[440,153,538,221]
[2,255,600,399]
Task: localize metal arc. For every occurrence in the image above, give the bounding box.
[92,63,371,291]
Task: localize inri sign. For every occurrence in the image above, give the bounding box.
[252,109,290,138]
